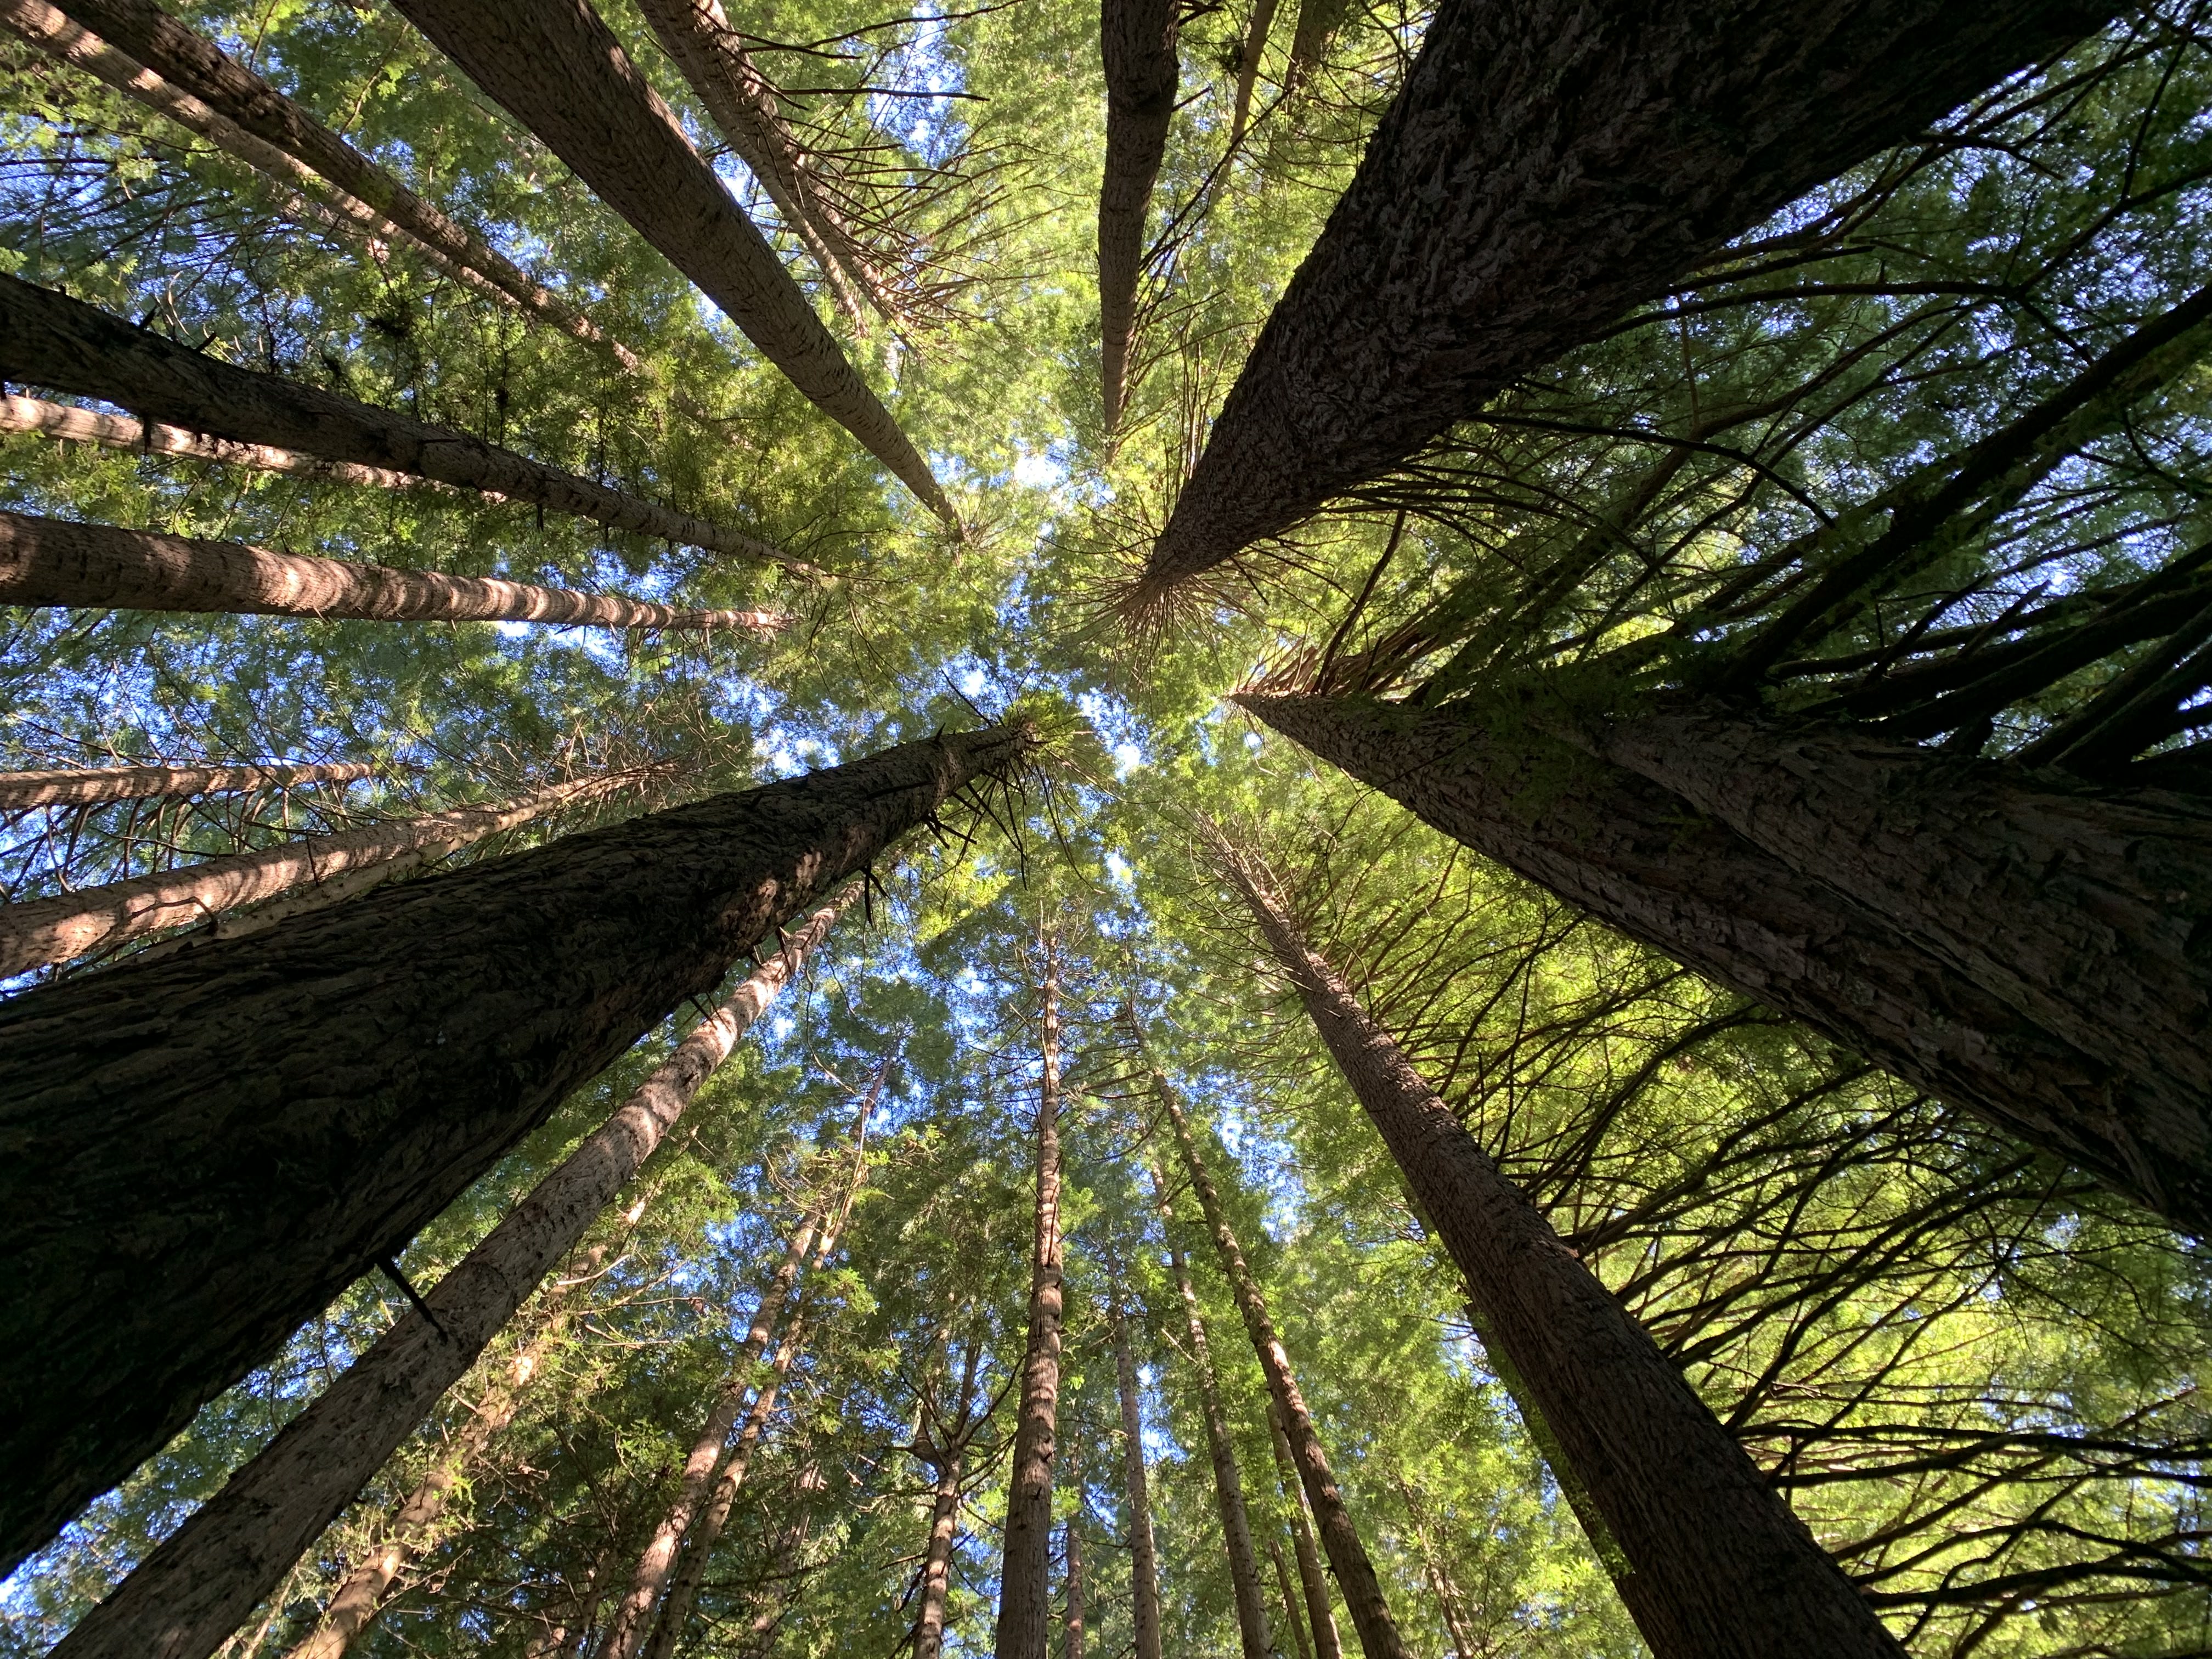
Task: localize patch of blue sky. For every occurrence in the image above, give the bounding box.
[1075,687,1149,776]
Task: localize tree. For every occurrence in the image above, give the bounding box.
[911,1340,989,1659]
[0,757,371,810]
[1097,0,1177,429]
[1107,1293,1166,1659]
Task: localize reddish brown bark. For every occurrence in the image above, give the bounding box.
[1097,0,1177,429]
[1269,1402,1342,1659]
[912,1341,985,1659]
[0,759,371,811]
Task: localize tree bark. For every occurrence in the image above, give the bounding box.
[1220,848,1908,1659]
[41,882,861,1659]
[1228,0,1278,144]
[1237,691,2193,1231]
[0,722,1028,1582]
[1146,1045,1409,1659]
[1108,1297,1165,1659]
[1269,1538,1311,1659]
[0,758,371,811]
[994,937,1066,1659]
[1268,1402,1341,1659]
[1284,0,1347,89]
[4,392,447,490]
[1097,0,1177,430]
[0,511,787,634]
[912,1341,983,1659]
[0,767,648,977]
[383,0,951,520]
[1062,1442,1086,1659]
[1139,0,2120,599]
[0,276,798,571]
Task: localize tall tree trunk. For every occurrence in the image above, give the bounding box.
[1268,1402,1341,1659]
[1108,1296,1165,1659]
[1283,0,1347,90]
[1268,1538,1311,1659]
[0,758,371,811]
[1237,691,2196,1231]
[4,392,442,491]
[1228,0,1278,144]
[0,721,1028,1583]
[1138,0,2119,600]
[0,512,787,634]
[41,882,864,1659]
[383,0,951,520]
[994,936,1067,1659]
[0,276,798,571]
[1149,1165,1274,1659]
[1144,1039,1409,1659]
[912,1342,983,1659]
[1062,1441,1086,1659]
[27,0,637,370]
[0,767,651,977]
[1218,847,1908,1659]
[1097,0,1177,430]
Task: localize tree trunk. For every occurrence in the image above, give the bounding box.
[1228,0,1278,144]
[912,1342,982,1659]
[0,276,798,571]
[0,758,371,811]
[1146,1044,1409,1659]
[1268,1539,1311,1659]
[0,767,649,977]
[1108,1298,1165,1659]
[1268,1403,1341,1659]
[4,392,450,490]
[1284,0,1347,89]
[994,938,1066,1659]
[0,511,787,634]
[0,721,1027,1583]
[1220,847,1908,1659]
[1062,1444,1086,1659]
[40,882,862,1659]
[1236,691,2190,1231]
[1149,1165,1273,1659]
[383,0,951,520]
[31,0,637,369]
[1097,0,1177,430]
[1138,0,2120,599]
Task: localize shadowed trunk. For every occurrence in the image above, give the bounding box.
[1141,0,2120,598]
[994,939,1066,1659]
[0,512,787,634]
[0,724,1028,1579]
[41,883,863,1659]
[1108,1297,1165,1659]
[1097,0,1177,429]
[912,1341,984,1659]
[384,0,951,520]
[0,278,797,569]
[1269,1538,1311,1659]
[1220,848,1908,1659]
[0,759,370,811]
[1284,0,1347,89]
[1268,1402,1341,1659]
[1237,691,2195,1231]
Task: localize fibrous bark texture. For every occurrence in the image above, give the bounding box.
[1239,692,2193,1231]
[1224,850,1909,1659]
[1141,0,2121,596]
[1097,0,1177,429]
[0,511,788,634]
[1109,1299,1165,1659]
[0,724,1025,1579]
[385,0,951,520]
[0,277,795,569]
[0,758,370,810]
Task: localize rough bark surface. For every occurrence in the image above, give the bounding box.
[0,277,795,568]
[0,725,1025,1579]
[1142,0,2121,594]
[1238,692,2195,1230]
[1226,856,1907,1659]
[4,393,439,490]
[385,0,950,519]
[1109,1300,1165,1659]
[911,1342,982,1659]
[1062,1452,1086,1659]
[1097,0,1177,428]
[1269,1403,1342,1659]
[0,759,371,810]
[0,511,787,633]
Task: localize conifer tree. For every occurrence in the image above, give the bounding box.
[0,757,371,810]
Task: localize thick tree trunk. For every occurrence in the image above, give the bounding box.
[31,0,637,369]
[1097,0,1177,430]
[1148,1051,1409,1659]
[994,940,1066,1659]
[0,768,646,977]
[1108,1299,1165,1659]
[0,759,371,811]
[1139,0,2120,598]
[40,883,861,1659]
[0,511,787,634]
[0,277,797,570]
[0,722,1026,1582]
[1237,691,2193,1231]
[383,0,951,520]
[1268,1403,1341,1659]
[1221,850,1907,1659]
[1269,1538,1311,1659]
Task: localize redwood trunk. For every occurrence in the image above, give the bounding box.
[4,392,449,490]
[1108,1300,1165,1659]
[0,276,795,569]
[1097,0,1177,429]
[914,1452,966,1659]
[1238,692,2188,1230]
[383,0,950,519]
[1269,1403,1341,1659]
[994,943,1066,1659]
[0,512,785,634]
[1140,0,2119,596]
[0,759,370,811]
[0,723,1025,1579]
[1269,1538,1312,1659]
[1224,854,1906,1659]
